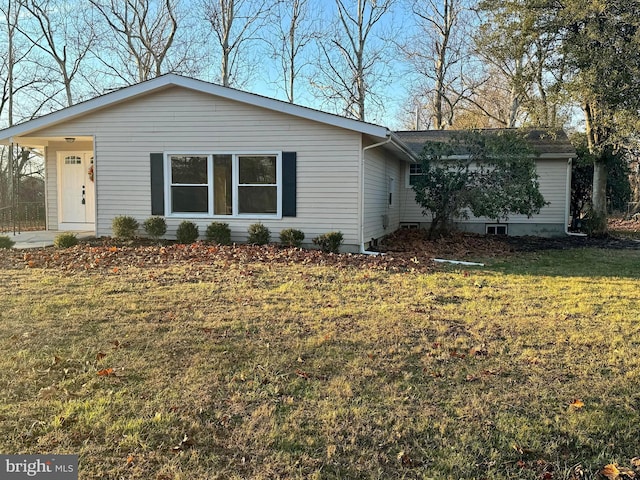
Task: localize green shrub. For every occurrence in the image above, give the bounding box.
[54,232,78,248]
[143,216,167,241]
[0,235,15,249]
[112,215,139,239]
[206,222,231,245]
[313,231,343,253]
[176,221,199,244]
[247,223,271,245]
[279,228,305,248]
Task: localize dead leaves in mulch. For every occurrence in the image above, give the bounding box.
[0,230,513,274]
[9,243,434,274]
[378,229,514,258]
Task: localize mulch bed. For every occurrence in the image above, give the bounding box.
[1,228,638,274]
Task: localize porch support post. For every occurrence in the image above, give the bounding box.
[9,141,16,234]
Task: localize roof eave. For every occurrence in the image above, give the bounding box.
[0,74,390,143]
[388,133,420,162]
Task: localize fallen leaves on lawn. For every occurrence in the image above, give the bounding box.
[172,434,194,452]
[569,399,585,409]
[600,463,637,480]
[97,367,115,376]
[601,464,620,480]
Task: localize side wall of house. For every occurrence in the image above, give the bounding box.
[399,158,570,236]
[31,87,364,249]
[363,142,401,246]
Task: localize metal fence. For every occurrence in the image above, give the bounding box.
[0,202,46,233]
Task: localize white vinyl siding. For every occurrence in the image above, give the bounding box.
[363,143,401,242]
[30,87,363,246]
[400,158,569,226]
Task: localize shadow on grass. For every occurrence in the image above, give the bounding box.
[483,248,640,279]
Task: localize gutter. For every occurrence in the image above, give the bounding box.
[360,134,393,255]
[565,157,587,237]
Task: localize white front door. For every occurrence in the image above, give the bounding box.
[58,152,95,229]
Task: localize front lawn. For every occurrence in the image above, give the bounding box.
[1,244,639,479]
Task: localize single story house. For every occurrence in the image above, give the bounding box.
[0,74,575,251]
[394,129,576,237]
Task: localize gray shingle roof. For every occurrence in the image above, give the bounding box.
[393,128,576,158]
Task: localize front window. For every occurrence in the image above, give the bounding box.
[214,155,232,215]
[166,152,280,217]
[170,155,209,213]
[238,155,277,214]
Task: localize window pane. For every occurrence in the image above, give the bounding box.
[171,155,208,184]
[238,186,277,214]
[239,156,276,184]
[409,164,422,186]
[172,186,209,213]
[214,155,232,215]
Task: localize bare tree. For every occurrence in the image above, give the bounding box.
[201,0,271,87]
[0,1,46,213]
[89,0,183,85]
[401,0,472,129]
[267,0,319,103]
[17,0,95,107]
[312,0,395,121]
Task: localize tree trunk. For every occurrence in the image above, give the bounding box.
[589,156,608,235]
[583,100,608,235]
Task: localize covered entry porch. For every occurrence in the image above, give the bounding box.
[1,135,96,236]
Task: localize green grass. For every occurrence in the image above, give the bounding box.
[1,248,640,479]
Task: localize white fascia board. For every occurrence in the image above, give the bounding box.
[0,76,179,141]
[437,153,572,161]
[0,73,390,142]
[388,133,420,162]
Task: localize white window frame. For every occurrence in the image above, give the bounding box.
[486,224,508,235]
[164,151,282,219]
[407,163,422,188]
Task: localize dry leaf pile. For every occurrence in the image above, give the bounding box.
[0,230,517,273]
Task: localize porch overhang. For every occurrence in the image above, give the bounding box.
[0,135,94,149]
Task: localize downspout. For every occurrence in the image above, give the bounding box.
[360,135,392,254]
[565,157,587,237]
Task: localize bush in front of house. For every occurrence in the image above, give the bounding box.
[143,216,167,241]
[312,231,343,253]
[206,222,231,245]
[0,235,15,249]
[247,223,270,245]
[112,215,139,239]
[176,221,199,244]
[279,228,305,248]
[54,232,78,248]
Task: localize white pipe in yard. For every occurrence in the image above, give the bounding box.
[433,258,485,266]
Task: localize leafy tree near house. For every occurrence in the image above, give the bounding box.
[412,129,546,238]
[555,0,640,234]
[570,133,632,229]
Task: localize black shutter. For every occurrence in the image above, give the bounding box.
[282,151,297,217]
[150,153,165,215]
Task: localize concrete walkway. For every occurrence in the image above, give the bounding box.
[3,230,94,249]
